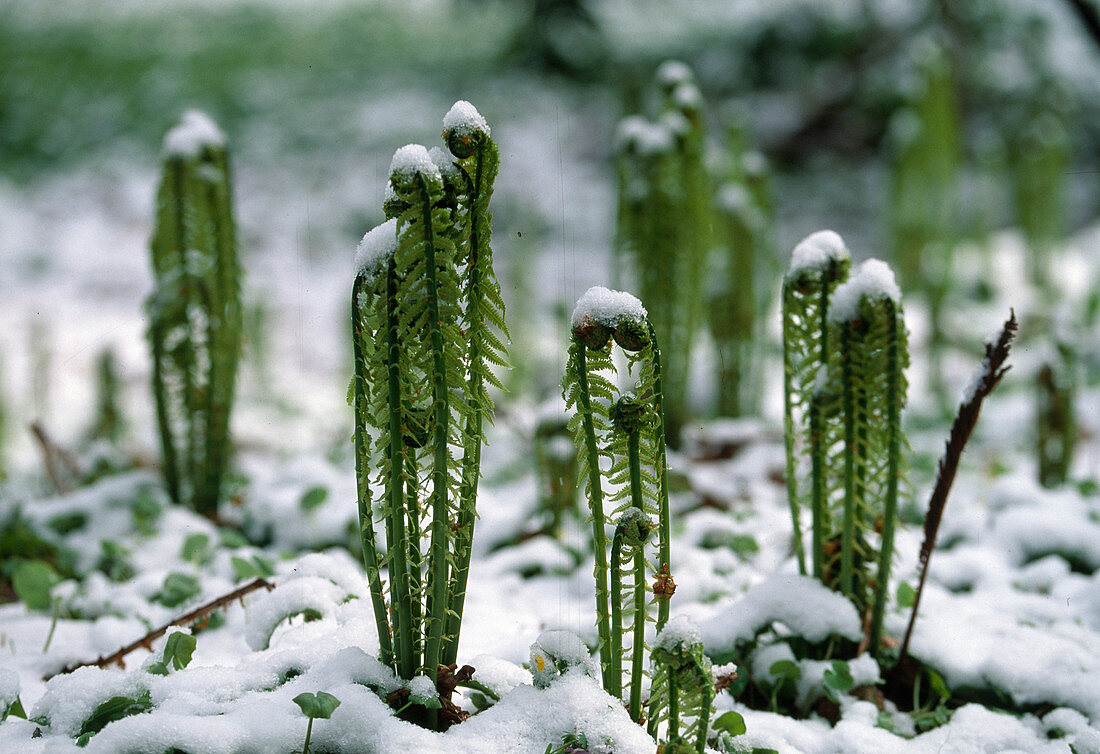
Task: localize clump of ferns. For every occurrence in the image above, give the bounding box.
[647,617,714,753]
[612,61,713,444]
[350,101,507,728]
[783,231,910,658]
[146,111,243,516]
[563,286,672,711]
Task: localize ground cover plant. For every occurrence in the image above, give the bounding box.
[2,1,1100,752]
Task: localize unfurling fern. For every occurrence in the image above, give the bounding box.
[648,616,714,753]
[350,102,506,729]
[146,110,243,516]
[823,259,909,657]
[781,230,851,577]
[563,286,672,701]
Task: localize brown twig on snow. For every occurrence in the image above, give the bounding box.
[45,578,274,680]
[897,310,1017,665]
[29,421,83,495]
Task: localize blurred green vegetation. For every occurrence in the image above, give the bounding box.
[0,3,519,179]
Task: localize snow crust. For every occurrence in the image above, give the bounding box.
[828,258,901,323]
[388,144,441,183]
[162,110,226,158]
[427,145,460,181]
[570,285,647,331]
[655,60,694,88]
[354,218,398,282]
[787,229,850,276]
[244,577,347,651]
[654,614,701,652]
[442,100,489,139]
[0,669,18,708]
[615,115,675,155]
[699,575,862,655]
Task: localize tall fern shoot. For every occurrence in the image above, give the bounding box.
[146,110,243,516]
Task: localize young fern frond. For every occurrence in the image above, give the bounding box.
[825,260,909,650]
[781,231,851,577]
[441,105,507,667]
[147,110,242,516]
[649,616,714,753]
[564,286,673,707]
[349,103,506,728]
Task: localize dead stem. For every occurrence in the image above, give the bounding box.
[45,577,274,680]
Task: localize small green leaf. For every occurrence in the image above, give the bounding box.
[293,691,341,720]
[299,486,329,512]
[153,573,201,608]
[823,660,854,697]
[219,528,250,549]
[181,534,211,565]
[2,697,26,721]
[163,631,196,671]
[147,662,169,676]
[897,582,916,608]
[12,561,59,611]
[927,668,950,701]
[769,660,801,681]
[77,691,152,738]
[231,555,274,582]
[713,710,747,736]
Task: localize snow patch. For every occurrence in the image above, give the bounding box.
[162,110,226,158]
[570,286,647,331]
[787,229,850,276]
[828,258,901,323]
[442,100,490,139]
[354,218,398,281]
[699,575,862,655]
[388,144,441,183]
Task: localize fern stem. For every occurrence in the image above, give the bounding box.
[574,344,612,689]
[840,321,856,600]
[384,263,416,679]
[352,273,394,670]
[609,527,624,701]
[628,545,646,722]
[420,173,452,699]
[695,683,710,754]
[809,392,825,580]
[781,282,808,576]
[648,323,672,632]
[668,673,680,742]
[443,149,486,668]
[870,303,901,657]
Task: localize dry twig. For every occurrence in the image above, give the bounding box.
[898,310,1017,664]
[45,577,274,680]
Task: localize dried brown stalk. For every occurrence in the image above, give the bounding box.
[45,577,274,680]
[898,310,1017,664]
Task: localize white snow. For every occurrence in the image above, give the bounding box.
[162,109,226,158]
[787,229,850,276]
[654,614,702,652]
[442,100,490,139]
[569,285,647,331]
[244,577,347,651]
[529,630,598,690]
[828,258,902,323]
[655,60,695,89]
[388,144,441,183]
[0,670,19,708]
[614,115,674,155]
[427,145,460,181]
[407,674,436,698]
[699,575,862,655]
[354,218,398,282]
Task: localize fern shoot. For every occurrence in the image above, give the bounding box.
[825,259,909,656]
[781,230,851,578]
[648,616,714,753]
[564,286,673,696]
[350,103,506,727]
[146,110,243,516]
